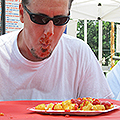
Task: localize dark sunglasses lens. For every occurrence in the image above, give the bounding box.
[53,17,70,26]
[30,14,70,26]
[31,14,49,24]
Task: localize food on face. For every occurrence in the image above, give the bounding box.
[35,97,114,111]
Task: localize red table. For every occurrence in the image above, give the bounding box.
[0,99,120,120]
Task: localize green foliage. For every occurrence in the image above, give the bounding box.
[115,60,119,65]
[77,20,120,66]
[102,21,111,65]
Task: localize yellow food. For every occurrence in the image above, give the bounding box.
[35,97,114,111]
[46,103,54,110]
[0,113,4,116]
[35,104,46,110]
[54,104,63,110]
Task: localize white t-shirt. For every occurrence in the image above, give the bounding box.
[107,61,120,100]
[0,30,114,101]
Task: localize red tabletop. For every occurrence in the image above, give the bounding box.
[0,99,120,120]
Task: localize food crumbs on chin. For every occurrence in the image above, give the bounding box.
[0,113,4,116]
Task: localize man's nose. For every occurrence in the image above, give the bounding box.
[44,20,54,37]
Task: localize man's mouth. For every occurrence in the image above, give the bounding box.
[40,43,51,49]
[40,43,51,52]
[39,38,52,50]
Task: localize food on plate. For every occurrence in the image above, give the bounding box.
[35,97,114,111]
[35,104,46,110]
[47,103,54,110]
[0,113,4,116]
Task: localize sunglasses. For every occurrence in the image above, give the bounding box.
[22,3,70,26]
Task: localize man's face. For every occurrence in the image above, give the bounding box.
[19,0,69,61]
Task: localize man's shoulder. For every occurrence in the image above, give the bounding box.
[0,30,20,46]
[61,33,90,49]
[62,33,81,41]
[61,33,86,45]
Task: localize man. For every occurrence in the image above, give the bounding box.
[0,0,114,101]
[107,61,120,100]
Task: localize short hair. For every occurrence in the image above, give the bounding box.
[22,0,74,10]
[22,0,29,5]
[69,0,74,10]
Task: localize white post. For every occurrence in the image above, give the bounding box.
[99,20,102,67]
[84,19,87,43]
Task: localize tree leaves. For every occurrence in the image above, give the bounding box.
[76,20,119,66]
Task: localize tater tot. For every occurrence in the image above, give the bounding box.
[91,105,105,110]
[46,103,54,110]
[54,104,63,110]
[35,104,46,110]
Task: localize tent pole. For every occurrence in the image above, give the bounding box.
[110,22,115,69]
[98,20,102,67]
[84,19,87,43]
[1,0,6,34]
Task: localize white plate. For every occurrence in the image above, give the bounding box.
[28,105,120,116]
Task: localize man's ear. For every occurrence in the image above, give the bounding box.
[19,3,24,23]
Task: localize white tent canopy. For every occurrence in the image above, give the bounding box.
[70,0,120,65]
[71,0,120,22]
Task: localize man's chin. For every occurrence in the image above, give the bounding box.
[39,52,52,60]
[31,48,53,61]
